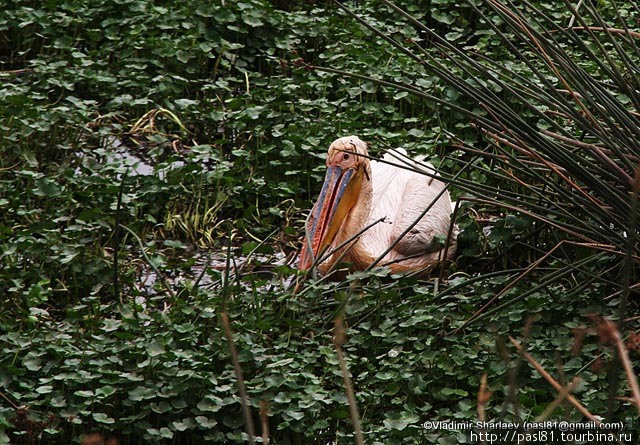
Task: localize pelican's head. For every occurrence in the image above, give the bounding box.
[299,136,370,271]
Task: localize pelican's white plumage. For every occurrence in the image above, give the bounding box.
[364,149,454,258]
[299,136,456,275]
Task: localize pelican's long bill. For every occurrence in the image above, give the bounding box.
[299,164,363,271]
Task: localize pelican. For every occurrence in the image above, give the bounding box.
[299,136,456,275]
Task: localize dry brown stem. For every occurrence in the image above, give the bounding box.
[477,373,492,423]
[509,336,602,424]
[333,317,365,445]
[221,312,256,445]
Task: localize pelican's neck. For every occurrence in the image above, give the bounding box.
[332,161,375,268]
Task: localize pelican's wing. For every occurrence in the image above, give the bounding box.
[389,162,453,256]
[366,149,453,258]
[360,150,409,256]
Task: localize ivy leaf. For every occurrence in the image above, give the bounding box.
[34,179,61,197]
[146,339,165,357]
[24,357,42,371]
[383,413,420,430]
[93,413,115,424]
[195,416,218,428]
[36,385,53,394]
[74,390,94,398]
[176,50,192,63]
[96,386,116,397]
[128,386,155,401]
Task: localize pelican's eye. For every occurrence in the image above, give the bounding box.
[343,153,349,160]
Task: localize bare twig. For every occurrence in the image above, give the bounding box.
[477,373,492,422]
[439,199,461,283]
[602,320,640,415]
[221,312,256,445]
[259,401,269,445]
[535,377,581,421]
[0,68,33,76]
[0,391,19,410]
[453,241,615,334]
[333,317,365,445]
[567,26,640,39]
[567,0,584,28]
[509,336,602,424]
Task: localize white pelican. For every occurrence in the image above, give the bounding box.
[299,136,456,275]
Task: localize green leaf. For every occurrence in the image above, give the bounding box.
[286,411,304,421]
[146,339,165,357]
[147,427,174,438]
[102,319,122,333]
[24,357,42,371]
[92,413,115,424]
[74,390,94,398]
[383,413,420,430]
[128,386,155,401]
[268,358,294,368]
[432,11,456,25]
[34,179,61,197]
[35,385,53,394]
[274,392,291,403]
[195,416,218,428]
[196,398,222,413]
[175,99,198,109]
[96,385,116,397]
[441,387,469,397]
[176,50,192,63]
[163,239,188,249]
[242,14,263,27]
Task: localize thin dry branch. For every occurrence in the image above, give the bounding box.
[0,68,33,76]
[551,92,640,119]
[602,319,640,416]
[536,377,581,421]
[483,129,613,210]
[334,317,365,445]
[509,336,602,424]
[259,401,269,445]
[477,373,492,422]
[542,130,634,186]
[489,0,599,127]
[221,312,256,445]
[567,26,640,39]
[453,240,622,334]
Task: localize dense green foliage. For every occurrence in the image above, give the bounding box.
[1,0,639,444]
